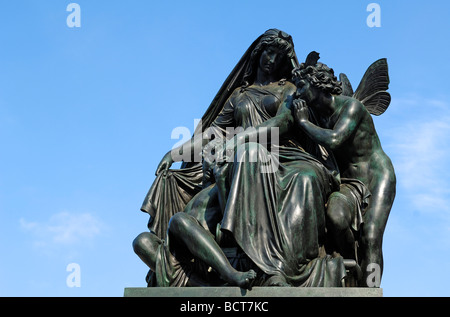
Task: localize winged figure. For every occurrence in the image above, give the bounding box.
[292,52,396,286]
[339,58,391,116]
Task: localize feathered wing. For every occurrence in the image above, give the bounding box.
[352,58,391,116]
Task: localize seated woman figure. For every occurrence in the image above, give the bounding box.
[134,29,346,287]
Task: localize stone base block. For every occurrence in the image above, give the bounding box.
[124,287,382,297]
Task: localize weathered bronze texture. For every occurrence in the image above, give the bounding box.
[133,29,395,289]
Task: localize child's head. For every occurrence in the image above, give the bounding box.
[292,55,342,96]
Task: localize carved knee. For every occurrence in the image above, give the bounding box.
[133,232,152,254]
[168,212,191,235]
[326,192,351,232]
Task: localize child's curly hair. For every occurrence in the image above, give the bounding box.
[292,62,342,95]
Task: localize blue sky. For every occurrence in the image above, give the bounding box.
[1,1,449,297]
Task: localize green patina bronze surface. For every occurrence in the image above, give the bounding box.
[132,29,395,290]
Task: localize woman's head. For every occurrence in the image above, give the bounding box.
[242,29,296,87]
[251,29,295,61]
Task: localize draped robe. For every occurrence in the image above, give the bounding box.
[209,84,345,286]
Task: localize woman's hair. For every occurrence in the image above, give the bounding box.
[241,29,295,88]
[292,62,343,95]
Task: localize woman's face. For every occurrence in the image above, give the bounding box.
[258,45,284,75]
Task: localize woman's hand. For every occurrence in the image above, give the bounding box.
[202,137,226,171]
[155,151,174,176]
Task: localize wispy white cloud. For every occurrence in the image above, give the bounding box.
[388,96,450,214]
[20,211,106,250]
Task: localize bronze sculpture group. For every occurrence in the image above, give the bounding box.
[133,29,396,289]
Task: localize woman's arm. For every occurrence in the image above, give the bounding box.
[155,134,207,176]
[155,92,237,175]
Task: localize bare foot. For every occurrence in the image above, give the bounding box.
[227,270,257,289]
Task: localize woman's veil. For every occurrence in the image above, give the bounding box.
[189,29,300,144]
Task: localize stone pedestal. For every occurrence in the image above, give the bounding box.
[124,287,382,297]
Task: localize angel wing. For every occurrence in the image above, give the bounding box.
[339,58,391,116]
